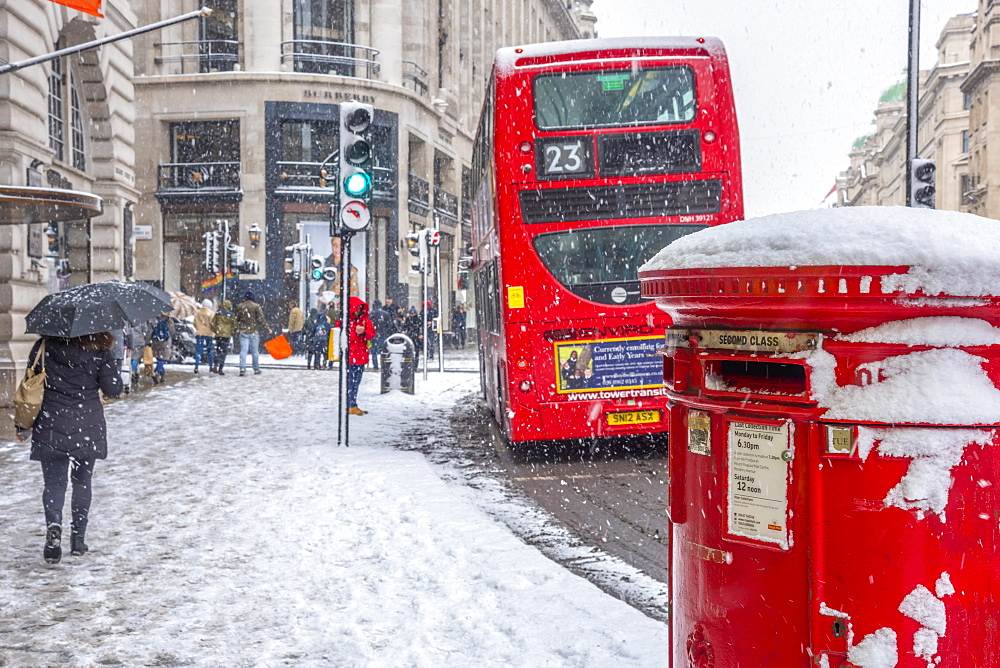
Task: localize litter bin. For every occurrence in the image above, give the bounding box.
[380,333,416,395]
[638,208,1000,667]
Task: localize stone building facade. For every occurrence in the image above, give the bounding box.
[837,13,974,211]
[0,0,139,415]
[129,0,595,329]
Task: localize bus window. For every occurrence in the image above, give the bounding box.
[532,224,706,301]
[534,67,696,130]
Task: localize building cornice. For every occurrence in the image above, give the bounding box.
[961,58,1000,92]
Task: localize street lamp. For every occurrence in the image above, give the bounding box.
[248,222,262,248]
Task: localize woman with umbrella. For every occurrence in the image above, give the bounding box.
[21,280,170,563]
[18,332,123,563]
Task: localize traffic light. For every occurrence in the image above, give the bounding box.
[337,101,374,232]
[310,255,336,282]
[228,243,244,271]
[406,229,429,273]
[911,158,936,209]
[203,231,220,273]
[284,244,302,278]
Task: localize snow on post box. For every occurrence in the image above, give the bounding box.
[639,207,1000,668]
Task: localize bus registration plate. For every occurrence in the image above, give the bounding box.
[607,410,661,426]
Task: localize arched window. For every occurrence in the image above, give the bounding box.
[47,55,87,171]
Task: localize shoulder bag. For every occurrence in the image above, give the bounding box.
[14,340,46,430]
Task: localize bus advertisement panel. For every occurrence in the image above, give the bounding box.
[554,336,663,395]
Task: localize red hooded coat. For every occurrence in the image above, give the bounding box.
[337,296,376,365]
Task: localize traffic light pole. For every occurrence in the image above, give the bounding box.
[422,255,429,381]
[906,0,920,207]
[221,221,231,306]
[299,237,312,315]
[435,226,444,373]
[336,231,353,448]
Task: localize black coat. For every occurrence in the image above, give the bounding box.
[370,307,394,339]
[30,337,123,462]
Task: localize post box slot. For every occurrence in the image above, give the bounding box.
[703,359,809,398]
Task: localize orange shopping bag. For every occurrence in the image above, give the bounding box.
[264,334,293,360]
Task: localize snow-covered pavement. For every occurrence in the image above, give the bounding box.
[0,362,667,666]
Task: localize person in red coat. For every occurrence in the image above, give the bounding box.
[336,296,375,415]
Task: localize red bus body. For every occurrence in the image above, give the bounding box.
[471,37,743,449]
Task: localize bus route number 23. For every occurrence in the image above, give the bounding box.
[542,139,591,177]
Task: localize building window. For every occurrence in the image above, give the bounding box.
[167,120,240,189]
[70,80,85,170]
[48,58,65,162]
[293,0,354,75]
[281,120,337,163]
[48,57,87,171]
[962,129,970,154]
[964,92,972,110]
[199,0,239,72]
[277,119,338,188]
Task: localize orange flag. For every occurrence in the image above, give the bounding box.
[47,0,103,18]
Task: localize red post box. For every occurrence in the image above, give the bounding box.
[639,208,1000,667]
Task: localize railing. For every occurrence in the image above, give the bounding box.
[372,166,396,201]
[157,162,241,192]
[154,40,241,74]
[461,198,472,224]
[434,186,459,222]
[275,161,395,202]
[281,40,380,79]
[408,174,430,216]
[402,60,428,96]
[275,161,333,191]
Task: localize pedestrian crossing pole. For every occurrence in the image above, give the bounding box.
[336,231,353,448]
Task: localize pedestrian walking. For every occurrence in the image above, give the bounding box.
[193,299,216,374]
[308,312,331,370]
[150,314,173,384]
[287,299,304,355]
[451,303,467,349]
[234,291,270,376]
[128,320,150,383]
[336,297,375,415]
[211,299,235,375]
[17,332,123,563]
[424,301,439,360]
[369,299,394,370]
[403,306,424,368]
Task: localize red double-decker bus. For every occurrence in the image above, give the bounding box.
[471,37,743,454]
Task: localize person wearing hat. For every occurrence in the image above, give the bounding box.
[192,298,216,374]
[234,291,270,376]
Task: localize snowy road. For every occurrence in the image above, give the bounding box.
[0,364,668,666]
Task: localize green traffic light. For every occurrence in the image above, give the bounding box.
[344,171,372,197]
[311,268,324,280]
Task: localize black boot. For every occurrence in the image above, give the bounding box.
[70,533,88,556]
[43,524,61,564]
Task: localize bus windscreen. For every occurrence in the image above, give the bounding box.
[532,224,706,292]
[534,67,696,130]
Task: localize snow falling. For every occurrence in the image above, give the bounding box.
[0,367,667,665]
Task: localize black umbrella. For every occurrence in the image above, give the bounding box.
[26,280,173,338]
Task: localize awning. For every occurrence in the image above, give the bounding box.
[0,186,103,224]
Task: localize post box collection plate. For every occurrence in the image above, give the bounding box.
[727,419,791,547]
[667,328,818,354]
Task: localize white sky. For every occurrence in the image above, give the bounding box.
[589,0,977,217]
